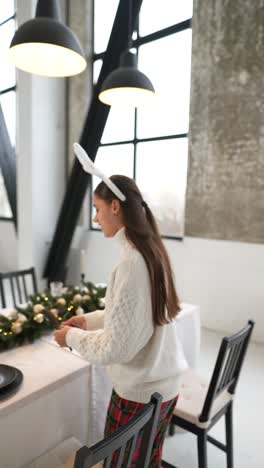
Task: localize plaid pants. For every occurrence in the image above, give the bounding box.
[104,389,178,467]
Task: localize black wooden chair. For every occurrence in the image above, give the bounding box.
[162,320,255,468]
[0,267,38,308]
[73,392,162,468]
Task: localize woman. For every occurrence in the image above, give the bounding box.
[54,160,187,466]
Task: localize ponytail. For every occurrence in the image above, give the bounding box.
[95,176,181,325]
[129,201,181,325]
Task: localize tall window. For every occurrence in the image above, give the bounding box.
[0,2,16,221]
[92,0,192,238]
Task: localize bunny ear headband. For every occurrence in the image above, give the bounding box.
[73,142,126,202]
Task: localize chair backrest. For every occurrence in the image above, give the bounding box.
[74,392,162,468]
[0,267,38,308]
[199,320,255,423]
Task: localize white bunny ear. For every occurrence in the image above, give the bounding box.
[73,143,126,202]
[73,142,97,176]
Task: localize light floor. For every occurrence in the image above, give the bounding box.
[163,327,264,468]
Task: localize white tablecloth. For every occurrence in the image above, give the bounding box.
[0,302,200,467]
[0,340,90,468]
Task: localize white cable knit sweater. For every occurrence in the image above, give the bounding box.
[66,228,188,403]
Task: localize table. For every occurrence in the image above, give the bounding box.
[0,340,90,468]
[0,302,200,468]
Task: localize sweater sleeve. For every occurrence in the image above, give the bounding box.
[66,255,153,365]
[84,309,105,330]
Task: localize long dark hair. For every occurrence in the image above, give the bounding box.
[94,175,181,325]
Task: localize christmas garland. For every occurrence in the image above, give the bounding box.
[0,281,106,351]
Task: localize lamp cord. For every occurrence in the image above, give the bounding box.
[128,0,133,50]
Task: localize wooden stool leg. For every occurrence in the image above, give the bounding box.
[197,432,208,468]
[225,403,234,468]
[168,422,175,436]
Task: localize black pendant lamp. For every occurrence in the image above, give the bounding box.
[98,0,155,107]
[8,0,87,77]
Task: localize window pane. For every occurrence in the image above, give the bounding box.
[0,91,16,146]
[0,1,15,24]
[137,30,192,138]
[139,0,193,36]
[94,0,119,54]
[93,59,103,84]
[0,171,12,218]
[91,144,134,227]
[136,138,188,237]
[0,19,16,91]
[101,106,135,144]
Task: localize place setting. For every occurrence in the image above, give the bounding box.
[0,363,23,401]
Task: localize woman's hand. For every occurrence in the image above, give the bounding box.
[62,315,87,330]
[54,325,71,347]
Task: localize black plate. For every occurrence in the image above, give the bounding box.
[0,364,18,389]
[0,367,23,400]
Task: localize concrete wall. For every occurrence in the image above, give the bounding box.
[0,222,17,270]
[186,0,264,242]
[67,0,93,170]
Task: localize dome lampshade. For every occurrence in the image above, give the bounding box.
[8,0,87,77]
[98,51,155,107]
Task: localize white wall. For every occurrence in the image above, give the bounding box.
[1,1,262,346]
[72,232,264,344]
[15,0,66,289]
[17,72,66,289]
[0,0,66,286]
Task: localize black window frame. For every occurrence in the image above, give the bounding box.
[0,10,16,223]
[90,3,192,241]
